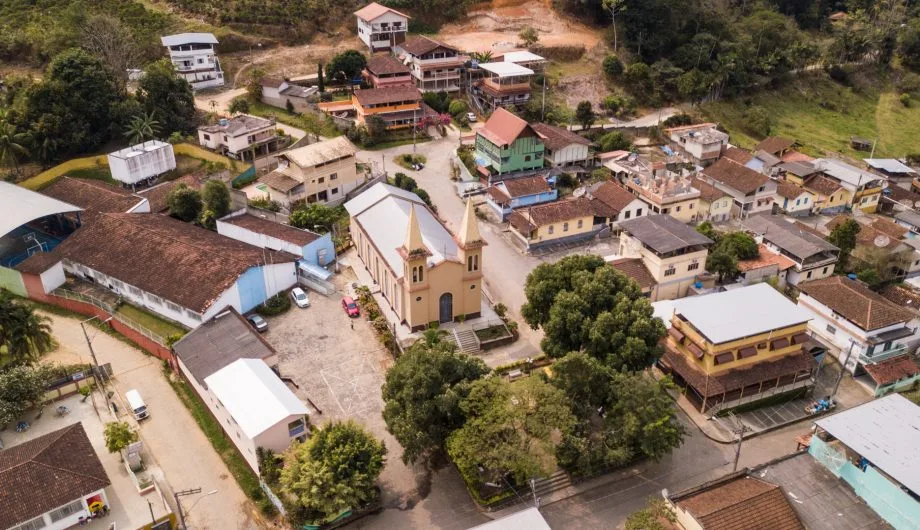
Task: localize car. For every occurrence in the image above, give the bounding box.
[291,287,310,308]
[246,313,268,332]
[467,112,477,122]
[342,296,360,318]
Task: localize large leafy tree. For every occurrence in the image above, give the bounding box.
[828,218,860,271]
[325,50,367,83]
[280,420,385,518]
[104,421,139,453]
[447,377,575,485]
[0,364,53,426]
[136,59,197,137]
[521,255,666,370]
[200,180,232,228]
[0,293,54,365]
[382,338,488,465]
[166,183,203,222]
[289,204,347,234]
[705,250,739,283]
[0,120,30,176]
[713,232,758,260]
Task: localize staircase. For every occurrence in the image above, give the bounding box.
[452,328,481,353]
[489,470,572,512]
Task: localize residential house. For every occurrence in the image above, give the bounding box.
[826,215,915,278]
[261,136,361,208]
[529,122,591,168]
[665,123,729,166]
[690,177,733,222]
[107,141,176,189]
[612,156,701,223]
[812,158,887,213]
[588,181,648,229]
[775,180,815,217]
[364,55,413,88]
[161,33,224,89]
[16,213,298,329]
[797,276,920,395]
[778,160,820,184]
[865,158,917,182]
[354,2,409,51]
[895,209,920,236]
[496,50,547,73]
[216,209,335,267]
[721,146,752,165]
[0,423,111,530]
[879,185,920,215]
[475,62,534,111]
[174,308,308,473]
[736,244,797,287]
[509,198,602,250]
[810,394,920,528]
[618,214,714,300]
[608,257,659,300]
[198,115,280,161]
[41,176,150,215]
[802,173,851,214]
[352,85,430,130]
[754,136,796,158]
[746,149,783,176]
[742,214,839,286]
[345,183,484,330]
[260,76,318,113]
[394,36,464,92]
[700,158,776,218]
[656,283,816,413]
[474,108,545,181]
[485,176,557,220]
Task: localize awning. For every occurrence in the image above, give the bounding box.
[688,343,705,359]
[791,333,809,345]
[715,352,735,365]
[771,338,790,350]
[739,346,758,359]
[298,261,333,281]
[867,326,916,345]
[668,327,685,342]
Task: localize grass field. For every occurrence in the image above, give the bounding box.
[702,72,920,160]
[116,304,187,339]
[247,101,343,139]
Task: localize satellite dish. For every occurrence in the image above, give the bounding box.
[874,235,891,248]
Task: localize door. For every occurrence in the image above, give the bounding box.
[439,293,453,323]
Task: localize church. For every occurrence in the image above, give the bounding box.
[344,183,485,331]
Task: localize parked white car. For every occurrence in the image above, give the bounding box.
[291,287,310,308]
[467,112,477,122]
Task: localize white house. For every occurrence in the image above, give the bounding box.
[174,308,308,473]
[701,158,777,218]
[797,275,920,396]
[107,140,176,189]
[198,115,280,161]
[260,76,319,113]
[775,180,815,217]
[588,181,648,229]
[530,122,591,168]
[354,2,409,51]
[742,214,839,286]
[161,32,224,89]
[665,123,729,166]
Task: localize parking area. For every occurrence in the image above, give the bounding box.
[261,271,423,507]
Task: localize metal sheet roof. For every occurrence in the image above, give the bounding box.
[468,507,551,530]
[895,209,920,228]
[0,182,83,237]
[161,33,218,46]
[619,214,714,254]
[815,393,920,495]
[501,51,546,64]
[479,62,534,77]
[865,158,917,175]
[742,214,839,260]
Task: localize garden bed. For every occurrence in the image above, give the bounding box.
[393,153,427,170]
[474,323,515,350]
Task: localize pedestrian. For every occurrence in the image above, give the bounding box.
[350,320,354,330]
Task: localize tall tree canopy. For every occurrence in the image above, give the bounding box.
[521,255,665,370]
[381,338,488,465]
[136,59,197,137]
[0,292,54,365]
[0,364,53,426]
[325,50,367,83]
[828,218,861,271]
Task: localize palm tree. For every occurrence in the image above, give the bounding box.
[124,111,161,144]
[470,51,493,64]
[0,294,53,365]
[0,121,30,177]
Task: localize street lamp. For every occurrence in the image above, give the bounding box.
[174,488,217,530]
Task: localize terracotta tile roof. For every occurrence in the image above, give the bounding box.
[502,176,551,198]
[508,210,536,234]
[675,475,805,530]
[15,251,63,275]
[755,136,795,156]
[609,257,657,291]
[737,245,797,272]
[798,275,914,331]
[354,2,409,21]
[529,122,590,151]
[42,176,145,214]
[0,423,110,529]
[45,213,297,313]
[366,54,411,76]
[513,197,594,227]
[702,158,768,195]
[863,355,920,386]
[486,186,512,204]
[775,181,811,200]
[137,173,208,213]
[222,213,320,246]
[591,182,639,213]
[353,85,421,107]
[802,173,843,197]
[880,284,920,311]
[662,345,815,397]
[882,185,920,207]
[722,147,753,165]
[782,151,814,163]
[826,215,904,249]
[398,36,455,57]
[690,177,731,202]
[261,170,302,193]
[870,216,909,239]
[478,108,535,147]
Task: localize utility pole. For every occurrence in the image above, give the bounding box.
[530,478,540,508]
[413,107,417,154]
[173,488,216,530]
[81,317,112,413]
[869,138,878,159]
[832,340,857,398]
[541,74,546,121]
[730,414,746,472]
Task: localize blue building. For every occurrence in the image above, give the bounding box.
[485,175,557,220]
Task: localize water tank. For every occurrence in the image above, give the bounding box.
[219,118,228,126]
[847,273,857,280]
[694,281,703,289]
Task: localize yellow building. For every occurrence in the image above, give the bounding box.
[344,183,484,331]
[618,214,714,300]
[656,283,817,413]
[261,136,362,208]
[802,173,851,214]
[508,197,600,250]
[690,177,733,222]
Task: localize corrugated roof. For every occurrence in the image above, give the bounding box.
[813,158,885,188]
[479,62,534,77]
[468,507,551,530]
[865,158,916,175]
[161,32,218,46]
[815,394,920,494]
[199,115,274,137]
[619,214,714,254]
[742,214,839,260]
[282,136,357,168]
[0,181,83,237]
[500,50,546,64]
[895,209,920,228]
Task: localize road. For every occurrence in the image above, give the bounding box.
[43,312,263,530]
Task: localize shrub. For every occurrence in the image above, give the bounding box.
[597,131,632,152]
[256,292,291,316]
[900,93,912,107]
[602,55,624,78]
[248,197,282,212]
[662,113,693,128]
[743,105,771,137]
[104,422,139,454]
[448,100,468,117]
[827,64,849,84]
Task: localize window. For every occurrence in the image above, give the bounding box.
[11,516,46,530]
[796,199,800,206]
[664,267,676,277]
[412,267,418,282]
[525,155,531,162]
[418,266,423,282]
[823,267,828,274]
[563,222,569,232]
[662,208,670,214]
[624,211,631,220]
[330,173,338,180]
[203,134,210,141]
[806,271,812,278]
[688,262,700,271]
[317,177,325,184]
[803,197,808,203]
[758,186,765,192]
[636,208,642,216]
[288,418,306,437]
[331,187,339,195]
[676,206,682,212]
[548,225,554,234]
[826,324,836,335]
[166,301,182,313]
[50,499,84,522]
[577,219,583,229]
[128,286,142,297]
[689,203,694,209]
[474,254,479,271]
[147,293,162,305]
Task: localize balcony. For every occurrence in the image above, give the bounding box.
[416,56,465,67]
[858,344,908,365]
[421,71,460,80]
[483,78,531,94]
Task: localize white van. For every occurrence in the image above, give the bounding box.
[126,389,149,420]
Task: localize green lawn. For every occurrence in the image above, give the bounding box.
[248,100,343,138]
[702,73,920,160]
[116,304,186,339]
[66,167,117,185]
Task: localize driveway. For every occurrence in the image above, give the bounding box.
[42,312,263,530]
[261,273,425,508]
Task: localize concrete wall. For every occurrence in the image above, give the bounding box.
[283,154,361,205]
[546,143,590,167]
[0,265,26,296]
[253,413,307,461]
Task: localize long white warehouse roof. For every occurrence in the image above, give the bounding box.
[0,181,82,238]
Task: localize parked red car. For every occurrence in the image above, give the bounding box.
[342,296,360,318]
